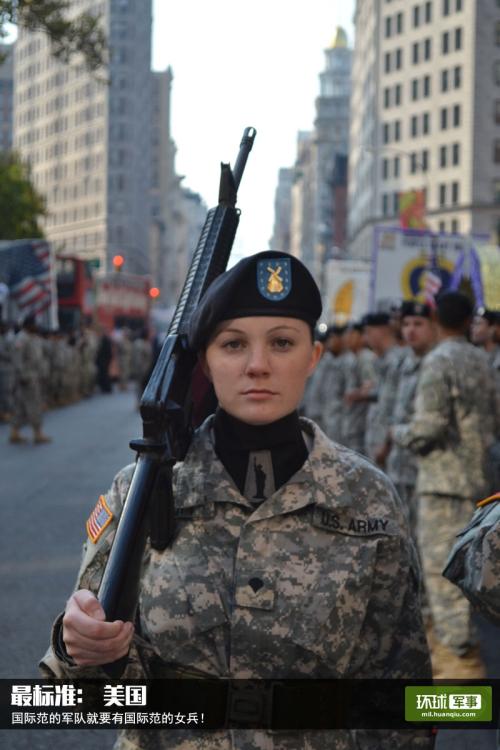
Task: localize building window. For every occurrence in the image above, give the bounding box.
[455,28,462,50]
[451,181,459,204]
[397,12,403,32]
[412,79,419,100]
[424,38,432,59]
[452,142,460,164]
[411,114,418,136]
[425,1,432,22]
[423,75,431,96]
[395,120,401,141]
[385,16,392,37]
[382,157,389,179]
[494,180,500,203]
[412,42,419,64]
[443,0,450,15]
[423,112,430,134]
[454,66,461,88]
[383,122,390,143]
[413,5,420,26]
[410,152,418,173]
[441,107,448,129]
[451,218,459,233]
[453,104,461,126]
[393,192,399,214]
[394,155,400,177]
[396,48,403,68]
[395,83,402,104]
[384,87,391,108]
[422,149,429,170]
[439,220,446,232]
[440,145,447,167]
[496,22,500,46]
[442,31,449,54]
[382,193,389,215]
[495,100,500,123]
[494,139,500,163]
[385,52,391,73]
[439,184,447,206]
[441,69,449,91]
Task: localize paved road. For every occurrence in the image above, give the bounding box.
[0,392,498,748]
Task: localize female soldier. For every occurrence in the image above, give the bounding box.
[41,251,432,749]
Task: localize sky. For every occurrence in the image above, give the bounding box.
[151,0,355,261]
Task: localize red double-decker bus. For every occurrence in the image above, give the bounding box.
[56,256,151,332]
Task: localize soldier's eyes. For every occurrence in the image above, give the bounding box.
[272,338,294,349]
[221,339,244,350]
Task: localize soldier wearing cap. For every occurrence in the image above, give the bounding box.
[40,251,432,749]
[388,301,436,536]
[342,322,377,455]
[393,291,500,678]
[362,312,407,465]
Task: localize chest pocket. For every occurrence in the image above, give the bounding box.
[282,509,399,676]
[139,514,229,675]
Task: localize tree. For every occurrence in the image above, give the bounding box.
[0,1,106,71]
[0,152,47,239]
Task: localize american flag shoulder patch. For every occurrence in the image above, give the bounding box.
[86,495,114,544]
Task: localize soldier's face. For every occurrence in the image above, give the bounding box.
[202,316,322,425]
[401,316,435,354]
[470,317,491,345]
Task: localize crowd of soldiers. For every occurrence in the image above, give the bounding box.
[302,293,500,678]
[0,315,154,443]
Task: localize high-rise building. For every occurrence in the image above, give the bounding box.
[13,0,152,274]
[348,0,500,258]
[272,28,352,283]
[0,42,14,151]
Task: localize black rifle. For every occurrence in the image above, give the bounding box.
[98,127,256,654]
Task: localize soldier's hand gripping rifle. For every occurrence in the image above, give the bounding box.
[97,127,256,669]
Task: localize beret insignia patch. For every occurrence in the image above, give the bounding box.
[257,258,291,301]
[86,494,114,544]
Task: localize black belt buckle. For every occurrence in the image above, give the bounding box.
[226,681,273,728]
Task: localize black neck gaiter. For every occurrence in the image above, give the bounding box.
[213,408,308,503]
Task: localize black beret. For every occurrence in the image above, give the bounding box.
[188,251,322,350]
[361,312,391,327]
[400,301,432,319]
[476,307,498,325]
[326,325,346,337]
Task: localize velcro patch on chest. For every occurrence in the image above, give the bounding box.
[311,507,397,536]
[86,495,114,544]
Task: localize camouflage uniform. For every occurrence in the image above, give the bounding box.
[0,330,14,416]
[41,417,432,749]
[300,354,330,431]
[323,353,348,444]
[365,346,406,461]
[443,498,500,626]
[393,336,500,654]
[342,348,377,454]
[11,328,44,430]
[388,349,424,534]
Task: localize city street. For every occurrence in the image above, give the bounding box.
[0,391,499,749]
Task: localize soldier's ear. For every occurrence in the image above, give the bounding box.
[308,341,323,375]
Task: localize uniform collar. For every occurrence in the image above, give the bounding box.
[174,416,355,516]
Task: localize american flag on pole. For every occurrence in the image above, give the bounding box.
[0,240,52,317]
[422,269,442,307]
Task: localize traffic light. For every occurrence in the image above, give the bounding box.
[149,287,160,300]
[112,254,124,271]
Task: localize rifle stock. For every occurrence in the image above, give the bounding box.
[97,128,256,672]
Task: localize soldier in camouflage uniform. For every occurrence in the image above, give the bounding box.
[444,493,500,626]
[41,252,432,749]
[362,313,406,465]
[0,320,14,420]
[9,315,51,444]
[342,323,377,454]
[387,302,436,535]
[392,292,500,678]
[322,326,348,444]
